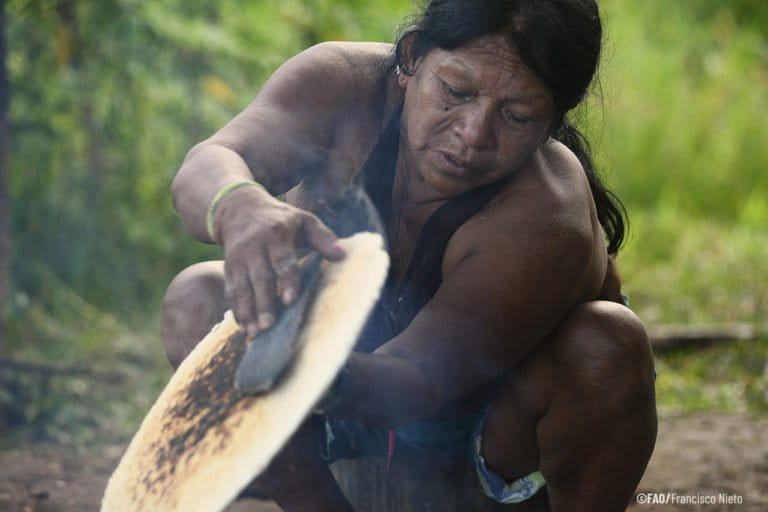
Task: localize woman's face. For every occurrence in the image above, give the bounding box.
[399,34,556,198]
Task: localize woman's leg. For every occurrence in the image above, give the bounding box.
[481,301,657,512]
[161,261,228,369]
[160,263,353,512]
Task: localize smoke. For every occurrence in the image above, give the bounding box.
[315,183,386,243]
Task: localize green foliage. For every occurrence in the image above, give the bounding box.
[619,211,767,326]
[3,0,767,442]
[1,282,169,445]
[4,0,414,443]
[617,211,768,416]
[593,0,768,225]
[655,339,768,415]
[6,0,412,325]
[592,0,768,414]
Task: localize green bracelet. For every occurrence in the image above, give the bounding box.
[206,181,265,241]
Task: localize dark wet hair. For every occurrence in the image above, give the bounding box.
[392,0,627,254]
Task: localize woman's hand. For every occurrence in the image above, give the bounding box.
[214,185,346,339]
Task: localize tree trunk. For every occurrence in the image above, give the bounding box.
[0,0,11,354]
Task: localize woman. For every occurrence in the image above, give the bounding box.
[162,0,657,510]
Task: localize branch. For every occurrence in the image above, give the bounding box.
[0,357,127,384]
[649,323,765,352]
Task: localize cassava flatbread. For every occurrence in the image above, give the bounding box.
[101,232,388,512]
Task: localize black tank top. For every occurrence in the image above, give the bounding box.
[355,108,507,353]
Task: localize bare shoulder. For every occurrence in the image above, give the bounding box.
[385,141,609,389]
[295,41,394,71]
[443,140,605,285]
[514,139,597,216]
[213,41,397,143]
[257,41,396,113]
[201,42,399,192]
[305,41,395,73]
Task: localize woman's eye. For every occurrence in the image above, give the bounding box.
[448,86,470,99]
[442,81,472,102]
[503,109,530,125]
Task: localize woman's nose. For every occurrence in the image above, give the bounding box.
[452,102,495,149]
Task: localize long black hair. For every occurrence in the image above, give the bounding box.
[388,0,627,254]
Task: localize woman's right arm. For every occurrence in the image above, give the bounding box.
[171,43,354,338]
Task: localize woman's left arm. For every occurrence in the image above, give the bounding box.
[329,187,606,426]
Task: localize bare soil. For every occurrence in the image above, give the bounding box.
[626,414,768,512]
[1,414,766,512]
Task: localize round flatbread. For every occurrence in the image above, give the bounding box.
[101,232,389,512]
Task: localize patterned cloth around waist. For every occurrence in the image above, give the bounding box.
[320,410,546,504]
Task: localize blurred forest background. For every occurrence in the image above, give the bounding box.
[0,0,766,447]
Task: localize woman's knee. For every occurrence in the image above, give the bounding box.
[489,300,655,421]
[552,300,656,406]
[161,261,227,368]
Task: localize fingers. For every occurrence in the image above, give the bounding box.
[268,244,301,305]
[248,257,278,333]
[301,213,346,261]
[225,262,259,339]
[226,253,278,339]
[223,206,346,337]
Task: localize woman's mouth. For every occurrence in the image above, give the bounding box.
[436,151,475,177]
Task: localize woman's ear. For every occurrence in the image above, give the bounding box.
[396,30,421,88]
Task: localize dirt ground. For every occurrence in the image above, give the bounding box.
[1,414,766,512]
